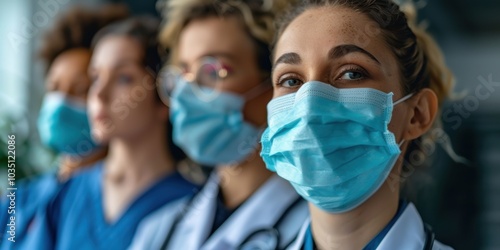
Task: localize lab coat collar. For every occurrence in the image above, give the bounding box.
[288,203,429,250]
[377,203,426,249]
[171,173,302,250]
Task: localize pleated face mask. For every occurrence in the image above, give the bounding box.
[170,79,263,166]
[38,92,99,155]
[260,81,412,213]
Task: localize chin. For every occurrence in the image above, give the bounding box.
[91,129,112,144]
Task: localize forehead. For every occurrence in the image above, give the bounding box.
[276,6,392,64]
[92,36,143,66]
[48,49,91,78]
[177,16,255,63]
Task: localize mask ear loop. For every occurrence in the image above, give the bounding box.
[394,93,414,148]
[398,139,406,148]
[393,93,415,106]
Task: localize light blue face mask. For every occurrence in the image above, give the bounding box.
[170,79,263,166]
[260,81,413,213]
[38,92,99,156]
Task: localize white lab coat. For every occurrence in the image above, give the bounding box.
[287,203,454,250]
[128,196,190,250]
[129,174,309,250]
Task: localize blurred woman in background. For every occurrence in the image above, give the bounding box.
[261,0,454,249]
[0,5,127,249]
[23,16,199,250]
[129,0,308,249]
[37,4,129,179]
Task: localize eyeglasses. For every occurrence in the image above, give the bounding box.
[157,57,232,106]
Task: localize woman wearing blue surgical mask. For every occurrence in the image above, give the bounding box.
[128,1,309,249]
[262,1,455,249]
[22,16,199,250]
[37,5,129,179]
[0,5,128,250]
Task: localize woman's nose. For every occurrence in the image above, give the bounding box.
[305,64,332,85]
[90,75,111,103]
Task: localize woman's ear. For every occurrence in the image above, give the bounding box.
[404,88,438,140]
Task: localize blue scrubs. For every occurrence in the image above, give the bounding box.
[23,161,198,250]
[0,172,61,249]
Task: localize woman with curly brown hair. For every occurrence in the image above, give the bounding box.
[261,0,454,249]
[22,16,200,250]
[0,4,128,249]
[37,4,129,179]
[128,1,309,249]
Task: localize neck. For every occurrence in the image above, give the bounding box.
[217,150,273,209]
[310,182,400,250]
[59,147,108,180]
[104,123,175,185]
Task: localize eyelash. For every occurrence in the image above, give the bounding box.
[275,73,304,88]
[338,66,369,81]
[274,65,370,88]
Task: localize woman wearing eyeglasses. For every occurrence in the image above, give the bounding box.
[128,1,308,249]
[261,0,454,249]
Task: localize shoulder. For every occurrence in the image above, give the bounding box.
[49,161,103,213]
[286,218,310,250]
[433,240,454,250]
[128,196,191,250]
[161,171,200,191]
[58,161,103,192]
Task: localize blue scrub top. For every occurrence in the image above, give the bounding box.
[24,161,198,250]
[0,173,61,248]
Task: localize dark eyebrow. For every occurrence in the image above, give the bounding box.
[203,52,236,61]
[274,52,302,67]
[88,59,141,74]
[178,52,237,70]
[329,44,380,64]
[114,59,142,69]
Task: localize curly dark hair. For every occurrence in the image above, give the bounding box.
[38,4,129,71]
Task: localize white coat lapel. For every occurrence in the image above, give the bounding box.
[170,174,220,250]
[287,204,426,250]
[377,203,426,250]
[287,203,453,250]
[286,218,310,250]
[202,175,301,250]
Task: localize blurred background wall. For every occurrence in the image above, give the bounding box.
[0,0,498,249]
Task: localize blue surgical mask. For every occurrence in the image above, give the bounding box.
[260,81,413,213]
[38,92,99,156]
[170,79,263,166]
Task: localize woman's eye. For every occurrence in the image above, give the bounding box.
[117,74,134,84]
[280,78,303,88]
[339,70,366,81]
[90,76,98,85]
